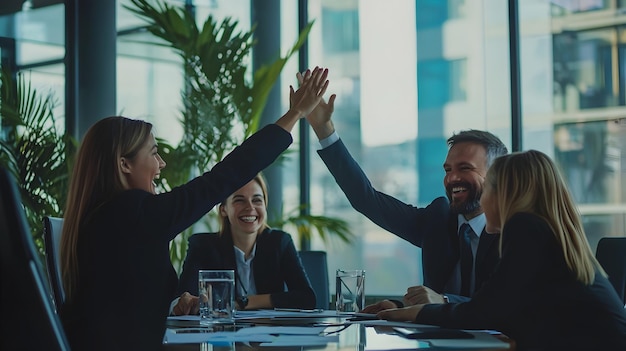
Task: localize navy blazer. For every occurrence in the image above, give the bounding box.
[61,125,292,351]
[177,229,316,309]
[416,212,626,350]
[318,139,500,302]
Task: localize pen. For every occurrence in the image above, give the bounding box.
[273,308,324,313]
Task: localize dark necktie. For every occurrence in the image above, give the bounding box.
[459,223,474,297]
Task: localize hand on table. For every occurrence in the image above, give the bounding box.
[171,292,200,316]
[361,299,399,314]
[377,304,425,322]
[403,285,445,305]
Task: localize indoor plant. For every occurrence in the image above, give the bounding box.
[127,0,353,271]
[0,69,72,252]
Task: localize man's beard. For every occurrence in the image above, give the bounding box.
[447,184,482,215]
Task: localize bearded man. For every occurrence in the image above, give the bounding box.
[306,97,508,306]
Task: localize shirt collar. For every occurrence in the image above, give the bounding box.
[233,243,256,265]
[457,213,486,238]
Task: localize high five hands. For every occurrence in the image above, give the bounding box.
[289,67,331,118]
[290,70,337,140]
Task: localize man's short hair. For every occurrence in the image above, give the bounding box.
[447,130,508,167]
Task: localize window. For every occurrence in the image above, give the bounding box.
[418,58,467,109]
[322,7,359,53]
[553,28,618,111]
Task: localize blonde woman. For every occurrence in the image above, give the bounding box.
[60,67,330,351]
[172,173,315,316]
[378,150,626,350]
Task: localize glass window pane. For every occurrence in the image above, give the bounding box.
[300,0,421,297]
[116,0,250,145]
[551,0,608,16]
[553,28,618,111]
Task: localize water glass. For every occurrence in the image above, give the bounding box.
[198,270,235,324]
[335,269,365,313]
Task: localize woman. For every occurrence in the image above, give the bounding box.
[59,67,330,351]
[172,173,315,315]
[378,150,626,350]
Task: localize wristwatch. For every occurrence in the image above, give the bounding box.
[237,295,249,309]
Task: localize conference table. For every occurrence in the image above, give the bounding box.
[162,310,515,350]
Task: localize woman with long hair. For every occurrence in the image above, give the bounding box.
[60,67,330,351]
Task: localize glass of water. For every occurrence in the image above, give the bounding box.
[198,270,235,324]
[335,269,365,313]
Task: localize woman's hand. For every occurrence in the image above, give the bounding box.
[377,304,425,322]
[288,67,329,118]
[289,70,336,139]
[277,67,330,132]
[171,292,200,316]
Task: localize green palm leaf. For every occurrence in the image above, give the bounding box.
[126,0,352,272]
[0,69,73,252]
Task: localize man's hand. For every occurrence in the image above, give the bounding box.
[377,304,425,322]
[403,285,445,305]
[361,299,398,314]
[171,292,200,316]
[290,71,337,139]
[288,67,329,118]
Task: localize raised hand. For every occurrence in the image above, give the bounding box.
[289,67,329,118]
[291,71,337,140]
[277,67,330,132]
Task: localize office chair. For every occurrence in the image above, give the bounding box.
[298,250,330,309]
[0,167,70,351]
[595,237,626,305]
[44,216,65,309]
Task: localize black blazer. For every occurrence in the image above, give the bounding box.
[60,125,292,351]
[318,139,500,302]
[177,229,316,309]
[416,212,626,350]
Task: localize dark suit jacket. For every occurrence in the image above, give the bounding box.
[60,124,292,351]
[177,229,316,309]
[318,139,500,302]
[416,212,626,350]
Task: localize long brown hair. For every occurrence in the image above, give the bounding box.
[486,150,605,285]
[218,173,269,237]
[60,116,153,301]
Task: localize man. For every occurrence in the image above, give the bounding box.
[304,90,508,307]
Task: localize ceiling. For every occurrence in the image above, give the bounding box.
[0,0,63,16]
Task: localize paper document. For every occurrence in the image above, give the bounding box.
[163,323,330,344]
[259,334,339,347]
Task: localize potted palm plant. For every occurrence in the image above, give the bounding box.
[0,69,73,252]
[127,0,353,271]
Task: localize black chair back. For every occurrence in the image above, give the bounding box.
[0,167,70,350]
[596,237,626,304]
[44,216,65,308]
[298,250,330,309]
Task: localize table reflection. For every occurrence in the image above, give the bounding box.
[162,312,512,351]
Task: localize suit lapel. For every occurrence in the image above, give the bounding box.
[218,234,235,266]
[475,229,498,266]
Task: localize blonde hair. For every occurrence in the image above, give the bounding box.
[486,150,605,285]
[218,173,269,236]
[60,116,153,301]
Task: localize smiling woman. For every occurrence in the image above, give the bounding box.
[58,66,330,351]
[172,173,316,315]
[120,132,166,194]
